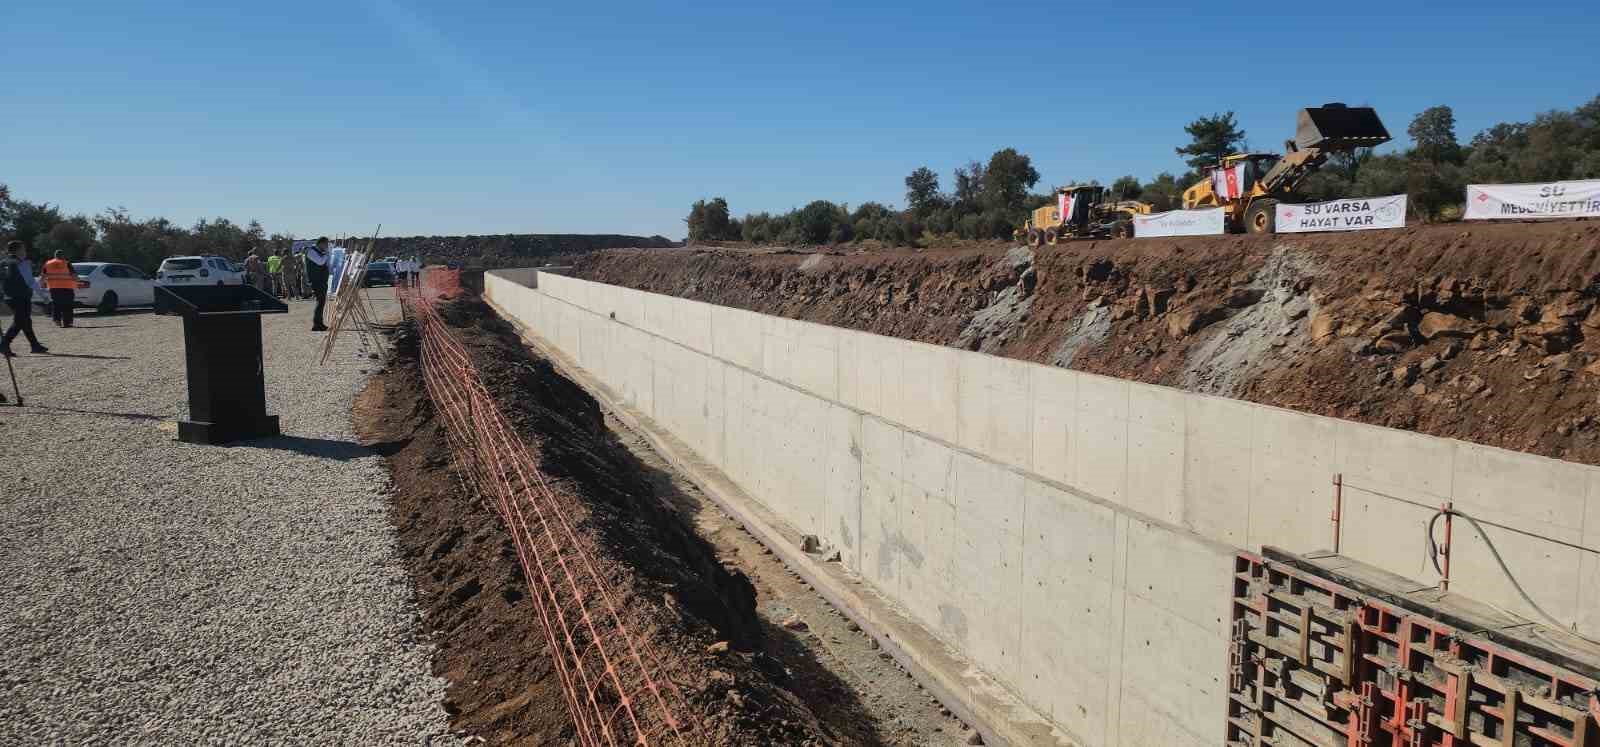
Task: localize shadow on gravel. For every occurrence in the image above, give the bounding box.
[9,405,164,421]
[242,435,374,460]
[38,353,131,360]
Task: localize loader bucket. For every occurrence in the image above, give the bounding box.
[1295,104,1391,151]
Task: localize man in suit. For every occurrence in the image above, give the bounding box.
[305,237,330,331]
[1,240,48,356]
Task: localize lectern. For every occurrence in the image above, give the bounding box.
[154,284,288,444]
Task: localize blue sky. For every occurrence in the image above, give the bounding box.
[3,1,1595,239]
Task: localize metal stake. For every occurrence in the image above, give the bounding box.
[4,352,21,406]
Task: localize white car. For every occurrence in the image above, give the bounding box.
[76,262,158,313]
[156,256,245,287]
[33,262,157,314]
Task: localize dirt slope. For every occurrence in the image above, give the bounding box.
[574,221,1600,464]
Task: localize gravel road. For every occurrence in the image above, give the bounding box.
[0,290,457,743]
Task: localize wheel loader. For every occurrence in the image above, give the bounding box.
[1181,103,1391,233]
[1014,184,1152,247]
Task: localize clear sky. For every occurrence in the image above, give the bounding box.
[3,1,1595,240]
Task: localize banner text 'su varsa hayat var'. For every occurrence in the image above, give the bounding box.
[1275,195,1407,233]
[1465,179,1600,220]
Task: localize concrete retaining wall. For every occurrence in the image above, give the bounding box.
[485,270,1600,746]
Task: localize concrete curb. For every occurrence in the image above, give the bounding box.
[487,297,1075,747]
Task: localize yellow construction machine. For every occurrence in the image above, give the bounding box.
[1181,103,1391,233]
[1015,184,1152,246]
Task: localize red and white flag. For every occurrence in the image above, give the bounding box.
[1058,191,1075,221]
[1212,165,1246,200]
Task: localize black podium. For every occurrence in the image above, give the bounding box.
[155,284,289,444]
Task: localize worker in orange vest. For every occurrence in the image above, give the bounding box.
[41,250,80,328]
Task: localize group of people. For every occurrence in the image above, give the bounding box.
[3,236,388,350]
[243,247,311,300]
[236,238,333,331]
[393,257,422,287]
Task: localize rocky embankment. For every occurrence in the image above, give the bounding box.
[574,222,1600,464]
[371,233,675,268]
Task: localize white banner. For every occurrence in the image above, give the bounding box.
[1465,179,1600,220]
[1133,207,1225,238]
[1275,194,1407,233]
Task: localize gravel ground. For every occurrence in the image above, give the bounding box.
[0,290,458,744]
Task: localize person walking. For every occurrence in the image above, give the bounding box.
[305,237,330,331]
[1,240,48,356]
[266,250,284,297]
[41,250,79,327]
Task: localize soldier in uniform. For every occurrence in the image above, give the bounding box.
[282,248,304,299]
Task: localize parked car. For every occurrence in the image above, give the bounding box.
[32,262,158,314]
[364,261,396,287]
[156,256,244,286]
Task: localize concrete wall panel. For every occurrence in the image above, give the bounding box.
[1451,442,1588,545]
[897,430,959,634]
[1336,485,1440,587]
[1030,366,1078,487]
[640,290,676,342]
[897,340,960,444]
[957,353,1034,472]
[1127,383,1187,524]
[1335,420,1454,501]
[1018,479,1117,745]
[1580,474,1599,636]
[762,316,838,400]
[702,358,729,468]
[1247,408,1339,554]
[1448,519,1583,629]
[950,451,1025,677]
[824,404,864,567]
[674,298,714,354]
[1181,394,1253,545]
[710,305,764,373]
[1074,374,1130,505]
[856,415,904,589]
[858,416,905,589]
[1115,608,1223,747]
[1116,529,1232,747]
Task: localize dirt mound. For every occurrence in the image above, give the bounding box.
[356,300,835,745]
[573,221,1600,464]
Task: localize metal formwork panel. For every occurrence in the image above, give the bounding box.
[1227,550,1599,747]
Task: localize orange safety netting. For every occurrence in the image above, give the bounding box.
[398,286,699,746]
[413,265,462,301]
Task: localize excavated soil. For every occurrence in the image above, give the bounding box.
[354,299,837,745]
[575,221,1600,464]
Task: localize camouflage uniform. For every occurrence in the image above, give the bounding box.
[283,252,304,298]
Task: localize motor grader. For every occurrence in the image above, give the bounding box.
[1181,103,1391,233]
[1015,184,1152,246]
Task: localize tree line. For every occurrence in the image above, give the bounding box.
[0,187,293,272]
[687,94,1600,245]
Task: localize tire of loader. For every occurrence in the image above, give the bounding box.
[1044,227,1059,245]
[1028,228,1043,248]
[1113,220,1133,239]
[1246,198,1278,234]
